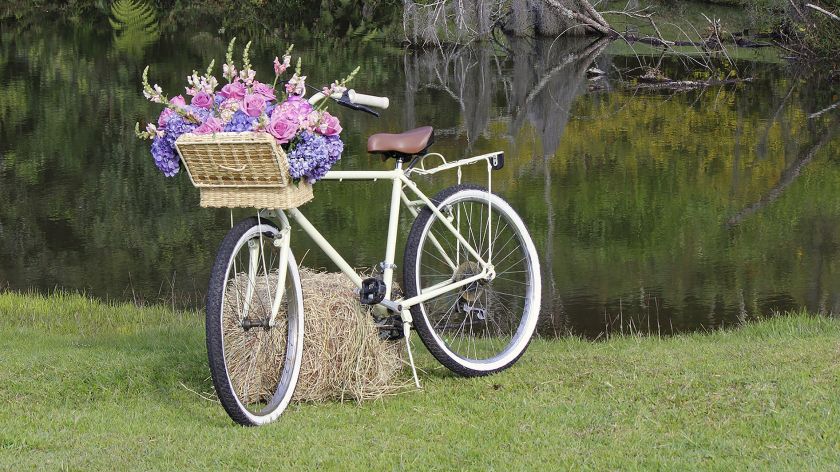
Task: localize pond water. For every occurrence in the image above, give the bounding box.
[1,14,838,338]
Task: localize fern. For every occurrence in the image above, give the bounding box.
[109,0,160,57]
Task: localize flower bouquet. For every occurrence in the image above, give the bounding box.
[136,39,357,208]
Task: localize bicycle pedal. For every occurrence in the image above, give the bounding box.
[359,277,387,305]
[375,315,405,341]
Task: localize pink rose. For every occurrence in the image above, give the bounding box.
[158,95,187,127]
[191,92,213,109]
[252,81,276,101]
[316,111,342,136]
[194,117,223,135]
[242,94,266,117]
[219,82,246,100]
[268,114,298,144]
[170,95,186,107]
[275,95,313,125]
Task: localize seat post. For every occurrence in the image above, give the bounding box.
[383,157,404,300]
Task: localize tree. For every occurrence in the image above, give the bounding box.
[402,0,610,44]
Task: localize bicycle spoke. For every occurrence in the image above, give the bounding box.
[414,190,535,366]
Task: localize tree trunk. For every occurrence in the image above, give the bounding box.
[403,0,610,44]
[540,0,610,35]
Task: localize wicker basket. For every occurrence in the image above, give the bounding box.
[174,132,313,209]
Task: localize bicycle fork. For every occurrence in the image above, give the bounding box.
[267,211,292,328]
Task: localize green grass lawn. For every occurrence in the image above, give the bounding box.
[1,292,839,470]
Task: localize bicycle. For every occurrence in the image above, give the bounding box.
[200,90,542,426]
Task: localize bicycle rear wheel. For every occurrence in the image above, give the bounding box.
[403,184,541,377]
[206,216,304,426]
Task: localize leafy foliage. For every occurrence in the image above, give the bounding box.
[109,0,160,57]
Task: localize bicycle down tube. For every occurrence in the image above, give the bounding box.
[280,163,494,311]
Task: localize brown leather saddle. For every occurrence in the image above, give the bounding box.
[367,126,434,159]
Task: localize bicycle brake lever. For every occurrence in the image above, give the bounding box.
[336,96,380,117]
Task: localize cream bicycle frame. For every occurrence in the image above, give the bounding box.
[263,152,503,326]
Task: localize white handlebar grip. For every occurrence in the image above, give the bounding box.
[348,90,390,109]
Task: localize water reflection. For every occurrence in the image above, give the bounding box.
[1,17,838,338]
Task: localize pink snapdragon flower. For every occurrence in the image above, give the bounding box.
[194,117,223,134]
[285,73,306,96]
[219,82,246,100]
[146,123,165,138]
[223,63,237,82]
[321,81,347,99]
[274,55,291,76]
[239,68,256,86]
[242,94,266,117]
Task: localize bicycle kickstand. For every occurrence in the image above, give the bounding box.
[401,310,421,389]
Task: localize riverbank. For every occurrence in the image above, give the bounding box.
[1,291,838,469]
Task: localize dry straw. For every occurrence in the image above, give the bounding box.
[223,268,410,404]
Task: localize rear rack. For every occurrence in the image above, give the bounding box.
[406,151,504,176]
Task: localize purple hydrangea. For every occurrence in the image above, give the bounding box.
[148,113,199,177]
[151,135,180,177]
[184,105,211,124]
[223,110,258,132]
[213,93,225,107]
[325,135,343,161]
[163,114,198,149]
[287,132,343,183]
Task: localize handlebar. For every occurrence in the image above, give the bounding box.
[308,89,389,117]
[347,91,389,109]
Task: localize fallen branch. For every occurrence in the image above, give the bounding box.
[629,77,753,91]
[807,3,840,22]
[543,0,611,35]
[809,100,840,119]
[602,9,674,47]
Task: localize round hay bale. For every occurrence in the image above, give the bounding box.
[223,268,408,404]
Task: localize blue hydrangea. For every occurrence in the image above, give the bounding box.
[213,94,225,107]
[223,110,257,132]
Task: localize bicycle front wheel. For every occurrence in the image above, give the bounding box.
[404,184,541,377]
[206,216,304,426]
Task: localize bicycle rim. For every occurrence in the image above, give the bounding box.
[208,218,303,425]
[407,186,541,374]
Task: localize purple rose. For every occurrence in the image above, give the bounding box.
[252,81,277,101]
[242,94,266,118]
[191,92,213,109]
[194,117,223,134]
[268,114,298,144]
[219,82,246,100]
[316,111,342,136]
